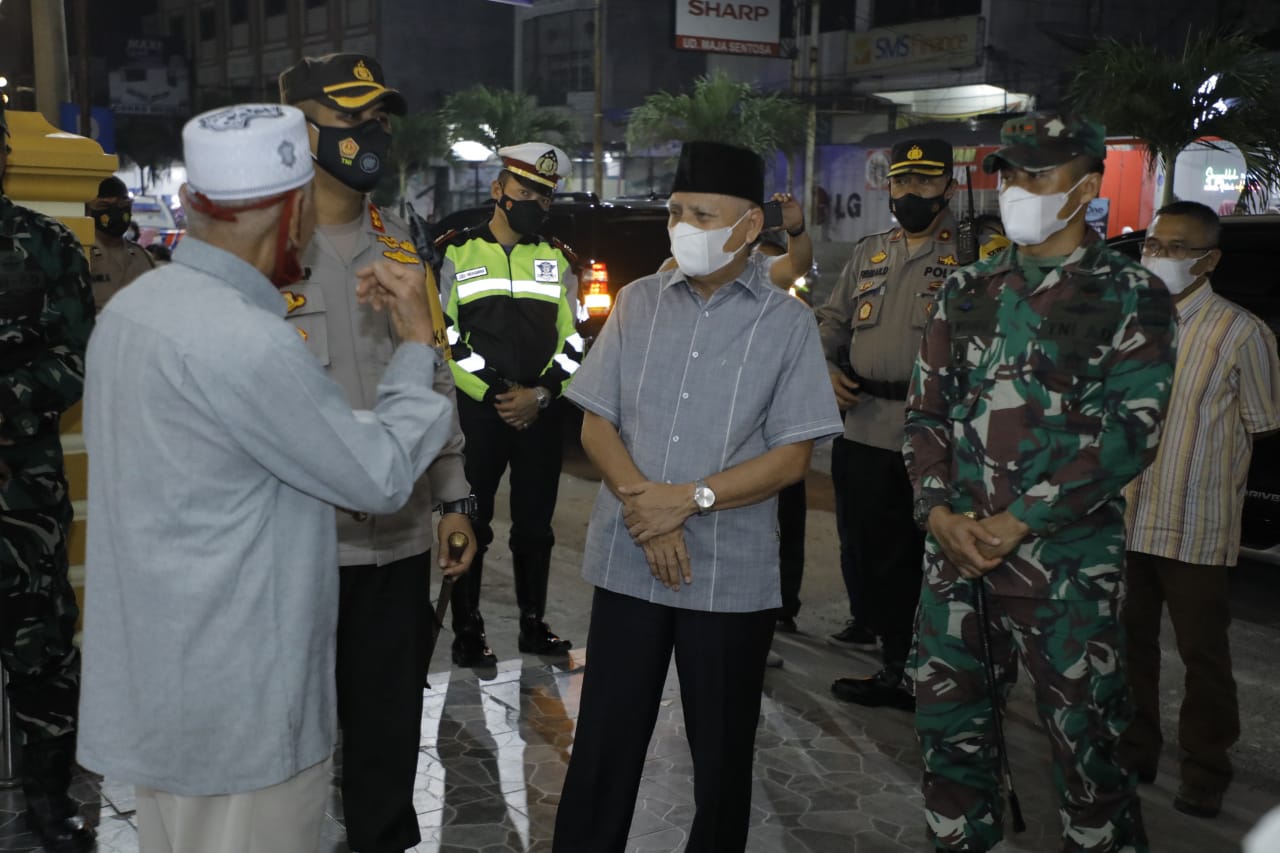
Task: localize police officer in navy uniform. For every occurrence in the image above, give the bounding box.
[279,53,477,853]
[815,138,959,710]
[434,143,582,666]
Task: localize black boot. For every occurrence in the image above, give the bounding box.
[451,611,497,668]
[22,735,95,853]
[518,615,572,655]
[830,667,915,711]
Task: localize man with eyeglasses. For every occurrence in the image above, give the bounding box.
[905,113,1177,852]
[816,138,958,707]
[279,54,477,853]
[1121,201,1280,820]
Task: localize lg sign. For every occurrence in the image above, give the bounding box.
[675,0,781,57]
[686,2,772,20]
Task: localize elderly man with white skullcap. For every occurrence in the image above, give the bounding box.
[75,104,457,853]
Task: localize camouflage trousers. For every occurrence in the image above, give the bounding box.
[0,502,81,747]
[912,581,1147,852]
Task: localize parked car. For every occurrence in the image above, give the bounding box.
[130,194,184,252]
[430,193,672,340]
[1107,215,1280,563]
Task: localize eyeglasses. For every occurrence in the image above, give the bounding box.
[1141,238,1214,259]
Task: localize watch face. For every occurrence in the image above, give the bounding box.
[694,485,715,509]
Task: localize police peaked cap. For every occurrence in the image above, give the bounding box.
[279,53,407,116]
[889,139,953,178]
[669,141,765,206]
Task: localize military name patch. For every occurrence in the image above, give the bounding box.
[455,266,487,282]
[534,259,559,283]
[860,266,888,279]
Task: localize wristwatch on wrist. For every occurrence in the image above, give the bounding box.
[693,479,716,515]
[913,496,945,530]
[439,494,478,521]
[534,386,552,409]
[787,223,806,238]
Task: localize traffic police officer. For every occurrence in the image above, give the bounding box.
[815,138,958,710]
[279,54,477,853]
[435,142,581,666]
[0,100,98,853]
[905,113,1176,852]
[85,176,153,312]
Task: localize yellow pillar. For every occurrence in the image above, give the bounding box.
[5,109,119,620]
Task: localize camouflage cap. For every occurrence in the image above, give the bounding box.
[981,112,1106,174]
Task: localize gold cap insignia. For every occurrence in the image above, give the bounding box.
[353,60,374,83]
[535,150,559,176]
[907,145,923,161]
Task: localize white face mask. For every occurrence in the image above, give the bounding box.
[998,173,1090,247]
[668,209,750,278]
[1141,253,1208,295]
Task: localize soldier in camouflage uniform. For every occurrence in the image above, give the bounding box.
[904,113,1177,852]
[0,103,97,852]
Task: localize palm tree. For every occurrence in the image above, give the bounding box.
[440,85,577,154]
[385,110,452,217]
[1070,30,1280,210]
[625,70,807,160]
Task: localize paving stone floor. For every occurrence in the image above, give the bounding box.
[0,635,1266,852]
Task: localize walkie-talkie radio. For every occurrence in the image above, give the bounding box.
[956,166,978,265]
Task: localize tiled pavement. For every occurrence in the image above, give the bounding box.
[0,634,1269,852]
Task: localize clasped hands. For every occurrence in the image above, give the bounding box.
[927,508,1029,579]
[617,481,696,592]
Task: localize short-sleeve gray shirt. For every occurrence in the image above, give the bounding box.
[566,252,843,613]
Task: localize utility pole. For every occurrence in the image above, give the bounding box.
[787,0,803,194]
[802,0,821,229]
[592,0,604,198]
[31,0,72,125]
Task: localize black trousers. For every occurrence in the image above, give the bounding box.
[553,588,775,853]
[833,440,924,667]
[777,480,806,619]
[336,552,433,853]
[830,437,867,625]
[451,394,563,630]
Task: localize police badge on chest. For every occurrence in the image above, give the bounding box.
[533,259,559,283]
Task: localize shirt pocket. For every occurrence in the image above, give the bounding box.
[0,249,45,320]
[851,285,885,330]
[282,286,330,366]
[1032,298,1122,395]
[914,287,943,329]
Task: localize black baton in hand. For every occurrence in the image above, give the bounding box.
[425,532,467,687]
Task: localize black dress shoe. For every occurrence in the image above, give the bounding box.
[518,619,571,655]
[776,616,798,634]
[452,632,497,667]
[828,621,878,649]
[1173,783,1223,818]
[831,668,915,711]
[24,804,95,853]
[1136,766,1157,784]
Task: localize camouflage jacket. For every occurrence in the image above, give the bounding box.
[0,195,95,511]
[904,230,1176,600]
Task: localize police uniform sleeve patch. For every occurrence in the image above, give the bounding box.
[534,259,559,283]
[455,266,487,282]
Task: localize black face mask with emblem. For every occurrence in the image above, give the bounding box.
[499,195,549,236]
[90,204,132,238]
[312,119,390,193]
[890,192,948,235]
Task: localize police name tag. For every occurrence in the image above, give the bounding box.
[455,266,487,282]
[534,259,559,283]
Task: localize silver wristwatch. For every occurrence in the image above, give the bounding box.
[693,479,716,515]
[534,386,552,409]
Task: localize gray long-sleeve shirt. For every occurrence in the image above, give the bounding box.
[77,237,454,795]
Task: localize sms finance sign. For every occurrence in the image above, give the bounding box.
[674,0,781,57]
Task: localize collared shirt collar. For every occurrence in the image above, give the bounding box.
[1175,279,1214,322]
[172,236,286,317]
[661,250,774,301]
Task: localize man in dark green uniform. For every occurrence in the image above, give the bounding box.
[0,102,97,853]
[905,113,1176,852]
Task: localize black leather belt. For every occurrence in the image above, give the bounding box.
[849,369,910,401]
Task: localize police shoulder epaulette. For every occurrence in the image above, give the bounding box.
[550,236,579,266]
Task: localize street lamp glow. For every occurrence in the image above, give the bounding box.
[450,140,493,163]
[0,77,7,88]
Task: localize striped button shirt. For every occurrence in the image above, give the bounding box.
[567,252,844,613]
[1125,283,1280,566]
